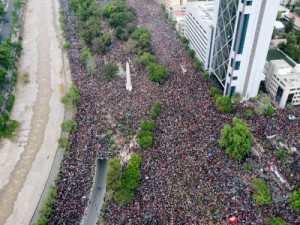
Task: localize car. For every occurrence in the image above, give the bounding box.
[288,115,296,121]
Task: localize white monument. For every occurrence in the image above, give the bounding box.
[126,62,132,91]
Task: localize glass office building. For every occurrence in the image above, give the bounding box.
[210,0,239,86]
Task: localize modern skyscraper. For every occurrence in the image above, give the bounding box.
[209,0,280,99]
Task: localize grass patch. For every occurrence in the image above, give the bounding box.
[267,49,295,67]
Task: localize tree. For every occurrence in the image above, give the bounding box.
[0,3,5,19]
[61,120,77,133]
[86,55,96,75]
[244,109,253,117]
[285,17,294,33]
[106,157,122,190]
[288,189,300,213]
[138,120,155,149]
[61,85,81,108]
[0,68,7,88]
[139,52,155,66]
[57,137,70,149]
[103,62,119,81]
[251,178,272,205]
[188,49,195,59]
[150,101,162,119]
[215,96,233,113]
[255,104,265,115]
[193,59,203,71]
[146,63,168,84]
[219,117,253,162]
[266,217,290,225]
[114,188,133,205]
[123,154,142,191]
[180,36,189,45]
[265,105,275,116]
[80,48,91,64]
[231,92,242,103]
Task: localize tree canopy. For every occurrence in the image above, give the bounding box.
[219,117,253,162]
[288,189,300,213]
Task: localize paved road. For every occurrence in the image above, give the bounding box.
[81,159,108,225]
[0,0,14,41]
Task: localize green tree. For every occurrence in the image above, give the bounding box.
[193,59,203,71]
[265,105,275,116]
[0,3,5,19]
[266,217,290,225]
[215,96,233,113]
[140,120,154,131]
[57,137,70,149]
[180,36,189,45]
[103,62,119,81]
[219,117,253,162]
[150,101,162,119]
[0,68,7,88]
[106,157,122,190]
[114,188,133,205]
[123,154,142,191]
[139,52,155,66]
[285,17,295,33]
[255,104,265,115]
[61,120,77,133]
[61,85,81,108]
[288,189,300,213]
[251,178,272,205]
[231,92,242,103]
[86,55,96,75]
[80,48,91,64]
[244,109,253,117]
[146,63,168,84]
[188,49,195,59]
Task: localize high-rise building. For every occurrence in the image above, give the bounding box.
[185,1,214,70]
[209,0,280,99]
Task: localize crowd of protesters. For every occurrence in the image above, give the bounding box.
[48,0,300,224]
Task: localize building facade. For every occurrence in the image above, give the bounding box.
[209,0,280,99]
[265,60,300,108]
[185,1,214,70]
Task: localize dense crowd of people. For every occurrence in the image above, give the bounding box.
[49,0,300,224]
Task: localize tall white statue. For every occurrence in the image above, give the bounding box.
[126,62,132,91]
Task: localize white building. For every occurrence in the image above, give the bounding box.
[265,60,300,108]
[209,0,281,99]
[185,1,214,70]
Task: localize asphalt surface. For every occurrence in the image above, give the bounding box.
[0,0,14,42]
[81,159,108,225]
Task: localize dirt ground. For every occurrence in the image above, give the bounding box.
[0,0,67,224]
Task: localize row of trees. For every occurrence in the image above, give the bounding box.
[102,1,136,42]
[106,154,142,205]
[0,38,23,138]
[278,31,300,63]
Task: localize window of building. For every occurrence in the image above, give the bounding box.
[238,14,250,54]
[235,61,241,70]
[246,1,252,6]
[233,76,238,80]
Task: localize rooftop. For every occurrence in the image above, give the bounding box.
[270,60,300,88]
[186,1,214,26]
